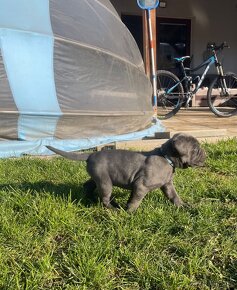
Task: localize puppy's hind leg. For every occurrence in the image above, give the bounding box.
[96,180,119,210]
[83,179,97,201]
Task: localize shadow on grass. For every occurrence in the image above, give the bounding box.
[0,181,98,208]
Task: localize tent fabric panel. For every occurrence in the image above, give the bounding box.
[53,39,152,115]
[0,29,61,115]
[96,0,120,17]
[0,114,161,143]
[0,49,17,112]
[49,0,144,70]
[18,115,60,141]
[0,113,18,141]
[0,118,164,158]
[54,115,154,139]
[0,0,52,35]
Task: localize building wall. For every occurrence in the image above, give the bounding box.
[110,0,237,74]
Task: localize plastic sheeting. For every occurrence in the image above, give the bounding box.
[0,0,163,158]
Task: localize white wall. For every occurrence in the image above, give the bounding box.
[110,0,237,74]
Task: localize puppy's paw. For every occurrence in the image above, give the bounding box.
[173,198,185,207]
[179,202,192,209]
[173,199,192,210]
[125,204,139,213]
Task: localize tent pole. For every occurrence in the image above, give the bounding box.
[142,9,157,77]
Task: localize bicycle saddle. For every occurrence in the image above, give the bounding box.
[174,56,191,63]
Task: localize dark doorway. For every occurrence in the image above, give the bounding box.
[157,18,191,75]
[121,15,191,75]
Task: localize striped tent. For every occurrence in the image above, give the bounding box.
[0,0,163,158]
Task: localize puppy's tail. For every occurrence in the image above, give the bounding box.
[46,145,90,161]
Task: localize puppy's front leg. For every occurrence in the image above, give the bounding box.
[161,181,184,207]
[126,184,148,213]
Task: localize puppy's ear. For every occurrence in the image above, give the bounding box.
[172,133,198,166]
[172,133,189,156]
[172,133,205,167]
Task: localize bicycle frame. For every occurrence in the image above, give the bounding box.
[166,55,216,97]
[156,42,236,119]
[189,55,215,94]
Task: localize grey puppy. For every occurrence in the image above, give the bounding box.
[46,133,206,212]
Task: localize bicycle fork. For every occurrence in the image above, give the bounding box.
[216,64,229,95]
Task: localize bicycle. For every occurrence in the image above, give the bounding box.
[156,42,237,119]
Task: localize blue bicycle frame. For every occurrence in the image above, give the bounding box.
[188,56,216,94]
[156,42,236,119]
[167,55,216,95]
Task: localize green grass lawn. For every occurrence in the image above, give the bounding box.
[0,139,236,290]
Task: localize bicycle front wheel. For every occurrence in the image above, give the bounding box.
[207,72,237,117]
[156,70,184,119]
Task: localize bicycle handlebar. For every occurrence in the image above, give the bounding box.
[207,42,230,52]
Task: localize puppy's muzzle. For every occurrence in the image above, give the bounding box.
[192,148,206,167]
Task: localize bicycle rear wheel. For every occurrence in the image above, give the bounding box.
[156,70,184,119]
[207,72,237,117]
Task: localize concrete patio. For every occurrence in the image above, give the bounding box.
[115,107,237,150]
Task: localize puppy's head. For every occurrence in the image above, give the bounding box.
[161,133,206,169]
